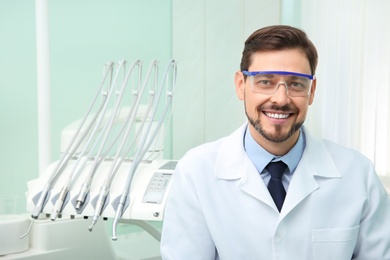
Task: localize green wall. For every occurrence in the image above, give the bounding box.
[0,0,172,213]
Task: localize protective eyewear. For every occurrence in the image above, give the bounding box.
[242,70,315,97]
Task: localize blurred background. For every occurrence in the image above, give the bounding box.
[1,0,389,215]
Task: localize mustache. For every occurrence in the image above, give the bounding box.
[256,104,297,113]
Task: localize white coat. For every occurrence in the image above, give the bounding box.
[160,124,390,260]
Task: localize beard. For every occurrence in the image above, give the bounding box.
[246,104,304,143]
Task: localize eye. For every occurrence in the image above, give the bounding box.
[253,75,275,87]
[257,80,271,85]
[290,82,305,88]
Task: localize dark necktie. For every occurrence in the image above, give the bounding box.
[266,161,287,212]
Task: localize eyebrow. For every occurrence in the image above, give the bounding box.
[255,73,274,78]
[255,74,307,81]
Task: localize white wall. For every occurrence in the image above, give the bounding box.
[171,0,281,158]
[301,0,390,176]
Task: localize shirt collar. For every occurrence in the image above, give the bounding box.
[244,126,306,175]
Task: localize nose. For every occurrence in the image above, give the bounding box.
[270,83,290,104]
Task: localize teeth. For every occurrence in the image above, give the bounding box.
[265,112,289,119]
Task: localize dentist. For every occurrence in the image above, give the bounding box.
[160,25,390,260]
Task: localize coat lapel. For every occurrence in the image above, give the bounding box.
[238,158,277,209]
[281,128,341,218]
[215,124,342,215]
[215,124,279,209]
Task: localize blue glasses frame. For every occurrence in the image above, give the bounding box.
[242,70,315,80]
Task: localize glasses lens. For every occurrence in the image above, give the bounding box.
[250,73,311,97]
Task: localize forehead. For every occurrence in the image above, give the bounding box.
[249,49,311,74]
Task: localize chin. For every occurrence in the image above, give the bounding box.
[249,117,303,143]
[260,130,295,143]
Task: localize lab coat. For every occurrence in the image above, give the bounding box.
[160,124,390,260]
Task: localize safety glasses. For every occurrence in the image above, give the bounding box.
[242,70,315,97]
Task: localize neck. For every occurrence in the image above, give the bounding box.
[249,126,300,156]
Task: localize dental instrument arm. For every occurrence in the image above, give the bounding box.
[74,61,129,211]
[112,60,177,240]
[50,61,127,220]
[31,62,114,217]
[21,62,115,238]
[50,87,112,220]
[89,60,158,231]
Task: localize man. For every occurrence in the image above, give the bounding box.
[160,25,390,259]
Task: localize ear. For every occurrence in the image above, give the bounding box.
[235,71,245,100]
[308,78,316,105]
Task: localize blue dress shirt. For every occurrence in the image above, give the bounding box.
[244,126,306,191]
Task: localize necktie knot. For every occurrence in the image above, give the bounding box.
[266,161,287,212]
[266,161,287,179]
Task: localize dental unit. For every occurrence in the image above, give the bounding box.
[17,59,177,258]
[20,61,118,239]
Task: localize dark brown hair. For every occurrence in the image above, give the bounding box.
[240,25,318,76]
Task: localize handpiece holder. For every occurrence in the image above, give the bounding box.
[27,158,177,221]
[25,59,177,239]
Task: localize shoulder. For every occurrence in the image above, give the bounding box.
[321,139,372,166]
[304,127,372,167]
[179,135,228,167]
[176,124,247,173]
[303,127,375,178]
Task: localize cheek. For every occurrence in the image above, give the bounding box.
[296,102,310,118]
[245,96,265,114]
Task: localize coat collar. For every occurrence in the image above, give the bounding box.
[215,123,341,214]
[215,123,340,179]
[215,123,251,180]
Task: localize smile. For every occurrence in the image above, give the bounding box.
[264,112,290,119]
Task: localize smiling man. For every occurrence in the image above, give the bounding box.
[237,48,315,155]
[160,25,390,260]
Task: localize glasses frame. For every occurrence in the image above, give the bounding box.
[241,70,315,97]
[242,70,315,80]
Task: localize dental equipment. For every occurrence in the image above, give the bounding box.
[21,61,115,239]
[74,61,129,212]
[49,62,120,220]
[88,60,158,231]
[50,60,143,221]
[26,59,177,242]
[112,60,177,240]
